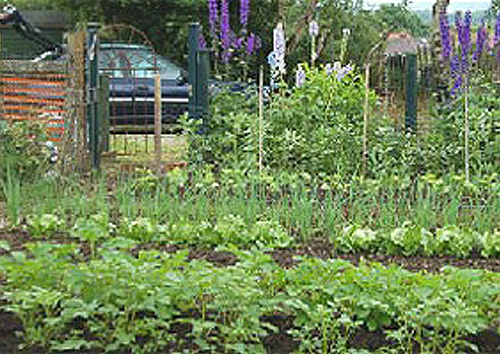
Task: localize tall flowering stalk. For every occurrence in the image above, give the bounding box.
[473,20,487,62]
[439,9,475,184]
[208,0,218,36]
[246,33,259,56]
[220,0,231,63]
[309,20,319,66]
[206,0,260,76]
[240,0,250,29]
[494,12,500,46]
[493,12,500,58]
[439,11,452,61]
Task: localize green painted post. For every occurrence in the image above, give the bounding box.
[405,54,417,132]
[99,74,110,153]
[196,49,210,132]
[86,23,100,169]
[188,23,199,120]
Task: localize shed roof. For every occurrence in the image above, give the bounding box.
[0,10,70,29]
[385,32,417,55]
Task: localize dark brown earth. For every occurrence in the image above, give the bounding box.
[1,231,500,353]
[270,238,500,273]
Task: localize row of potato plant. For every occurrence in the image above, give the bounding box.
[0,242,499,353]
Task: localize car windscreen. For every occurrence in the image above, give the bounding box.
[99,46,181,80]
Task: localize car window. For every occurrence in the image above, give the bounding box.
[99,45,181,80]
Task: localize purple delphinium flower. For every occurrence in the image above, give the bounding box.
[494,11,500,45]
[240,0,250,28]
[199,32,207,49]
[462,11,472,52]
[455,11,472,79]
[220,0,231,62]
[439,11,452,61]
[246,33,256,55]
[207,0,218,36]
[450,54,462,97]
[473,20,487,62]
[233,37,244,50]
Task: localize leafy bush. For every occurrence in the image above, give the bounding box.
[186,65,381,176]
[0,121,49,181]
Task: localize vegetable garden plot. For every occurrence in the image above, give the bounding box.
[0,243,500,354]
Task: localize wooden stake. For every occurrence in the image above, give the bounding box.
[154,73,162,172]
[362,62,370,177]
[464,76,470,184]
[258,66,264,173]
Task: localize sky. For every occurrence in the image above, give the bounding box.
[365,0,491,11]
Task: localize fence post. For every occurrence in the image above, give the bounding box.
[188,23,199,120]
[188,22,210,131]
[154,72,162,170]
[99,74,109,153]
[405,53,417,132]
[196,49,210,132]
[86,23,100,169]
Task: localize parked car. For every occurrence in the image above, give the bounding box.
[99,43,189,130]
[99,43,247,131]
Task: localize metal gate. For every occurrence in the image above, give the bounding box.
[98,24,188,166]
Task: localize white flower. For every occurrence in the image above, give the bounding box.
[309,20,319,37]
[296,65,306,87]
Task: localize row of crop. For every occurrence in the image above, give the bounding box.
[335,224,500,258]
[25,212,500,258]
[0,243,499,353]
[5,168,498,237]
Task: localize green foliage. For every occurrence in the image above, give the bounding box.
[188,66,381,176]
[164,214,293,249]
[1,245,499,353]
[266,65,374,175]
[376,2,428,37]
[27,213,64,239]
[335,224,500,259]
[0,121,49,181]
[183,88,259,170]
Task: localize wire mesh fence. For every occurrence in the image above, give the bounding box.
[0,30,89,173]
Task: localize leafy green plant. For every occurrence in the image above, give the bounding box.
[71,213,113,257]
[0,120,49,181]
[27,213,64,239]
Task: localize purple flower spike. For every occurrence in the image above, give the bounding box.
[240,0,250,28]
[451,54,463,97]
[439,11,452,61]
[234,36,245,50]
[463,11,472,52]
[473,20,487,62]
[199,32,207,49]
[220,0,231,62]
[246,33,256,55]
[207,0,218,36]
[495,11,500,45]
